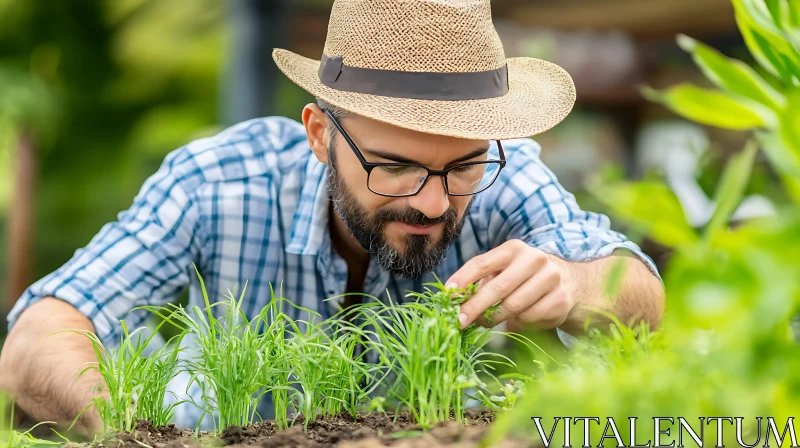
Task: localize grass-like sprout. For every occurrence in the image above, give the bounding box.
[283,310,382,429]
[65,320,183,433]
[140,272,330,431]
[318,317,385,419]
[134,334,184,426]
[356,280,519,429]
[141,276,276,431]
[284,317,334,427]
[0,392,62,448]
[250,285,300,431]
[0,426,60,448]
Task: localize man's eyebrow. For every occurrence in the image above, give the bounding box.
[363,146,490,165]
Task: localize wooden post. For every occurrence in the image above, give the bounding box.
[5,130,36,314]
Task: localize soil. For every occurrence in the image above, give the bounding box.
[78,409,532,448]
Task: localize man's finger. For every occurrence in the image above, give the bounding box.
[457,258,535,328]
[484,272,553,326]
[514,290,570,330]
[446,242,524,289]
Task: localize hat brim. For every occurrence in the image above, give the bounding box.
[273,48,576,140]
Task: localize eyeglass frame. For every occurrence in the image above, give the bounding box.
[323,108,507,198]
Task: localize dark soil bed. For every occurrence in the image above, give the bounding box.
[78,409,530,448]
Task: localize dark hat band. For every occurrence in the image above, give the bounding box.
[318,55,509,101]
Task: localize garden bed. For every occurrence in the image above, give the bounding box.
[83,409,527,448]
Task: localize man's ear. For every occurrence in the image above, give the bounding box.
[302,103,330,164]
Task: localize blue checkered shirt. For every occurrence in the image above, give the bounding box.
[7,116,658,428]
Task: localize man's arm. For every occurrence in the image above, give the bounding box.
[0,143,206,430]
[558,249,664,334]
[0,298,103,433]
[560,250,665,334]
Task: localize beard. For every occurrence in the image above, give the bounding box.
[326,146,471,278]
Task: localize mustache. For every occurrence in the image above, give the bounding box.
[374,206,458,227]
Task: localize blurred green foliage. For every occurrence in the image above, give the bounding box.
[487,0,800,446]
[0,0,226,294]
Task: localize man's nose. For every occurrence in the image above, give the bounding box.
[408,176,450,219]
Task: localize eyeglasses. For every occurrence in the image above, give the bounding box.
[323,109,506,198]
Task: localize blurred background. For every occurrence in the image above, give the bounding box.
[0,0,783,332]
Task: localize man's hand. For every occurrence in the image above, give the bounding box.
[446,239,664,333]
[446,240,574,330]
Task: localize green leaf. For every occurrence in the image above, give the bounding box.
[704,141,758,239]
[735,5,792,81]
[790,0,800,27]
[780,89,800,154]
[734,0,800,74]
[764,0,784,26]
[677,34,786,110]
[737,0,790,47]
[767,1,800,56]
[603,256,629,302]
[773,91,800,204]
[756,130,800,204]
[643,84,777,130]
[592,181,699,248]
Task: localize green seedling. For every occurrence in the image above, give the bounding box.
[141,276,278,431]
[251,285,295,431]
[471,374,530,412]
[0,392,62,448]
[140,273,324,432]
[368,396,386,414]
[63,320,183,433]
[356,280,526,429]
[135,334,184,427]
[283,311,381,429]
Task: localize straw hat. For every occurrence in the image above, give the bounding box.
[272,0,576,140]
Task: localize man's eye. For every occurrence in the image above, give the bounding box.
[379,166,409,174]
[451,165,474,173]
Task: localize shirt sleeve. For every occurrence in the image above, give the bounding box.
[6,149,204,347]
[483,138,660,278]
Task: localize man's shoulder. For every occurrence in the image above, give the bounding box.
[162,116,311,190]
[468,137,551,214]
[499,137,543,162]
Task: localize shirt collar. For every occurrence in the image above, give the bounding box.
[285,157,330,256]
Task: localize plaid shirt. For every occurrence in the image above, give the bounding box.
[7,116,658,427]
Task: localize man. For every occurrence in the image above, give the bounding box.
[0,0,664,433]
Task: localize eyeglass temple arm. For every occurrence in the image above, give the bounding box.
[323,108,371,167]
